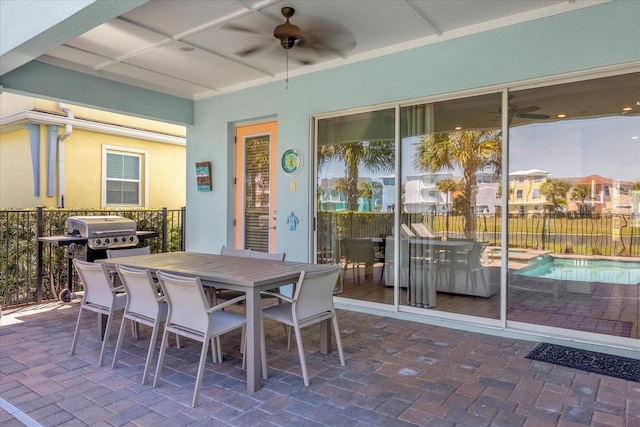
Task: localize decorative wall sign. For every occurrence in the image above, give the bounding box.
[195,161,212,192]
[281,148,303,175]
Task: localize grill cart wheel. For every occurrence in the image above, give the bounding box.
[60,289,72,303]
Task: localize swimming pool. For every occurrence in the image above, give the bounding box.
[516,257,640,285]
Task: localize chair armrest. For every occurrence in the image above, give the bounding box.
[207,294,246,312]
[260,290,293,303]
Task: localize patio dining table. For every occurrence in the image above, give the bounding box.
[100,251,336,392]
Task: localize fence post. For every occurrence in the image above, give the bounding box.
[161,207,167,253]
[36,206,43,304]
[181,206,186,251]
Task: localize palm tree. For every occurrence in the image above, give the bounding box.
[414,130,501,236]
[358,181,373,211]
[319,141,394,211]
[436,178,457,238]
[334,178,349,207]
[540,178,571,215]
[371,181,383,211]
[571,184,592,217]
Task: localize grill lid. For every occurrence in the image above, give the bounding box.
[67,215,137,238]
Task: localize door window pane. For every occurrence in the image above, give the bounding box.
[244,136,270,252]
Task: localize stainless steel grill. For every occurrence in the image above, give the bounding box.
[67,215,139,251]
[39,215,157,301]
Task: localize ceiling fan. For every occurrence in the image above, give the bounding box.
[501,104,551,120]
[489,103,550,124]
[224,7,356,66]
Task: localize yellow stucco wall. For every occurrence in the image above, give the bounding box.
[0,128,42,208]
[63,129,186,209]
[1,96,186,209]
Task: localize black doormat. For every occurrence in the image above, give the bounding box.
[526,343,640,383]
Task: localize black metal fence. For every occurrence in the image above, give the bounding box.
[318,210,639,257]
[1,207,185,307]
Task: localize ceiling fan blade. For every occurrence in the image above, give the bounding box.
[293,57,315,66]
[517,106,540,114]
[234,43,272,57]
[222,23,266,36]
[517,112,550,119]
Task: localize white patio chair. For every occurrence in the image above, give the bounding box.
[106,246,152,289]
[111,265,180,385]
[411,222,436,238]
[220,246,252,257]
[261,265,345,386]
[454,241,489,296]
[106,246,151,258]
[70,259,127,367]
[342,238,375,284]
[250,251,285,261]
[153,270,251,407]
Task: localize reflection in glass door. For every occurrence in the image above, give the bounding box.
[316,109,396,303]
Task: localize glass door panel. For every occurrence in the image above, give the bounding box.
[316,109,395,301]
[399,93,502,317]
[506,72,639,340]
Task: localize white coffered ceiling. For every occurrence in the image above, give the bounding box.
[36,0,599,100]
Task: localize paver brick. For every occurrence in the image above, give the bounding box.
[1,302,637,426]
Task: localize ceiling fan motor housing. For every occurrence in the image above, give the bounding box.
[274,7,301,49]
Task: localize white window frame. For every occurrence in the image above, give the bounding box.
[101,145,149,208]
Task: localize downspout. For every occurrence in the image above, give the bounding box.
[57,103,73,208]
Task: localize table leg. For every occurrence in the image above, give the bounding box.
[97,313,106,340]
[319,319,332,355]
[245,287,262,392]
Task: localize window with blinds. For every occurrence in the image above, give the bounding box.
[106,152,141,205]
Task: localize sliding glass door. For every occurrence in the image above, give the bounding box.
[314,70,639,343]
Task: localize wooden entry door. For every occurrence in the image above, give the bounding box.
[235,121,278,252]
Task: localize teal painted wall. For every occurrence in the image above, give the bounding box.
[187,0,640,259]
[0,61,193,125]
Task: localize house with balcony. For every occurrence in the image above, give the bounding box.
[508,169,550,216]
[566,174,636,216]
[403,173,453,214]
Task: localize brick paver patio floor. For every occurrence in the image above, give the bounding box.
[1,299,638,426]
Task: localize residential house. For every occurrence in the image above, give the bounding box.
[404,173,453,214]
[1,93,186,209]
[566,174,635,216]
[508,169,550,216]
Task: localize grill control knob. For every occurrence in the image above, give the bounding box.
[95,239,101,245]
[104,238,110,244]
[113,237,119,243]
[129,236,135,242]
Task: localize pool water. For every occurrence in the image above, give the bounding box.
[516,258,640,285]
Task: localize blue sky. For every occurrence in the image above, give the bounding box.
[510,116,640,182]
[318,115,640,184]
